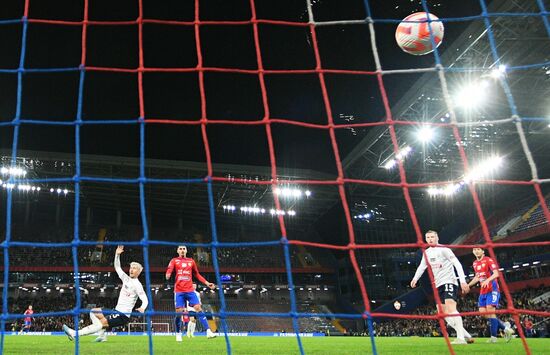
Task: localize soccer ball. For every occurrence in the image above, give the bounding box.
[395,12,444,55]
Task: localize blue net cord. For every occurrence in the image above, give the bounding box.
[0,1,549,354]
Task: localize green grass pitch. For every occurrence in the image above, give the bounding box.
[2,336,548,354]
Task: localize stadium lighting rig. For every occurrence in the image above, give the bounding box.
[416,126,435,143]
[0,166,74,195]
[383,145,412,170]
[222,204,296,217]
[0,166,27,177]
[454,80,490,109]
[489,64,507,79]
[427,155,504,197]
[273,187,312,199]
[49,187,70,195]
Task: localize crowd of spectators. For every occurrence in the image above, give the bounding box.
[3,286,548,335]
[372,286,549,338]
[3,243,307,274]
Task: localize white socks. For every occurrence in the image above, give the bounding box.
[188,321,196,335]
[77,322,103,336]
[445,312,465,340]
[75,310,104,336]
[90,311,101,327]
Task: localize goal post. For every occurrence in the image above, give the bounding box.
[128,322,170,334]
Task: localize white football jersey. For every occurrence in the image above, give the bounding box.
[412,246,466,288]
[114,255,148,317]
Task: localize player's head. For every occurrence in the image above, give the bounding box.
[129,262,143,278]
[472,247,485,259]
[425,230,439,246]
[28,305,32,310]
[177,245,187,257]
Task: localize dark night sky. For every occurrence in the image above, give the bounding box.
[0,0,485,175]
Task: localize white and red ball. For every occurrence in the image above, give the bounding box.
[395,12,444,56]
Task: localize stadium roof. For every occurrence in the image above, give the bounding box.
[0,0,548,240]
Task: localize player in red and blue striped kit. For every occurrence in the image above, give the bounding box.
[468,247,514,343]
[166,245,217,342]
[18,305,33,334]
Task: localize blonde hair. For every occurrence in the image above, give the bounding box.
[130,262,143,273]
[425,230,438,237]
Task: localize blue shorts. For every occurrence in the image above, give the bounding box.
[24,321,31,326]
[478,291,500,308]
[174,292,200,309]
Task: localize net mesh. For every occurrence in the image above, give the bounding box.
[1,0,549,354]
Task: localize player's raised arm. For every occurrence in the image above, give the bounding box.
[410,253,427,288]
[192,260,215,289]
[114,245,129,281]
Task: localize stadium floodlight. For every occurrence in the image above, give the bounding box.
[417,126,435,143]
[274,187,310,199]
[454,81,489,109]
[490,64,506,78]
[384,159,397,170]
[533,261,540,265]
[464,156,503,183]
[395,146,412,160]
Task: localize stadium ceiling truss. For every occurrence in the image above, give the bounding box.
[0,149,339,231]
[1,0,548,231]
[343,0,550,202]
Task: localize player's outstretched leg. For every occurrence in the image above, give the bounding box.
[63,324,75,341]
[196,311,216,339]
[503,321,515,342]
[90,311,107,342]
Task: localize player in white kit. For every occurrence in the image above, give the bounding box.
[63,245,149,342]
[410,230,473,345]
[186,283,201,338]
